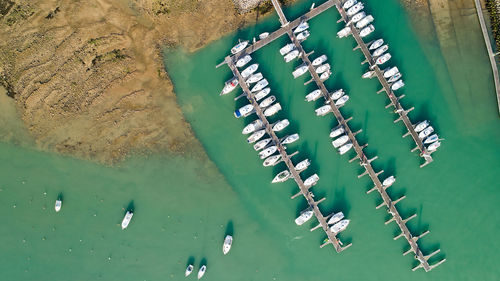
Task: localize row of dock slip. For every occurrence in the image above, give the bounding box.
[334,0,441,168]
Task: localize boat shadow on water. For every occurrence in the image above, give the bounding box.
[57,192,63,201]
[124,200,135,213]
[225,221,234,237]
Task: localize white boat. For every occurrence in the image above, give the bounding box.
[263,154,282,167]
[359,24,375,38]
[427,141,441,151]
[185,265,194,277]
[247,129,266,143]
[241,63,258,79]
[259,145,278,159]
[315,63,331,74]
[350,11,366,23]
[369,38,384,50]
[391,79,404,91]
[236,55,252,68]
[220,77,239,95]
[255,87,271,101]
[293,64,309,78]
[234,104,254,118]
[327,212,345,225]
[372,44,388,57]
[375,53,391,65]
[356,15,374,29]
[337,26,352,38]
[254,138,272,151]
[387,72,402,83]
[335,95,349,106]
[295,159,310,172]
[294,21,309,34]
[330,89,344,100]
[414,120,429,132]
[330,219,350,233]
[272,170,291,183]
[55,199,62,212]
[382,175,395,187]
[251,79,269,92]
[259,32,269,40]
[338,142,353,155]
[320,70,332,81]
[242,119,264,134]
[197,265,206,279]
[330,125,345,138]
[231,40,249,54]
[424,134,439,144]
[296,30,310,41]
[284,50,300,62]
[121,211,133,230]
[281,133,299,145]
[295,206,314,226]
[418,126,434,139]
[383,66,399,78]
[272,119,290,132]
[246,72,263,84]
[223,235,233,255]
[304,174,319,187]
[347,3,364,17]
[312,55,327,66]
[259,95,276,108]
[264,103,281,116]
[315,104,331,116]
[332,135,349,148]
[343,0,357,10]
[305,89,322,102]
[362,70,375,79]
[280,43,295,55]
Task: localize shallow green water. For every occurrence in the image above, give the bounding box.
[1,0,500,280]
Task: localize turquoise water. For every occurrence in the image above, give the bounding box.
[1,0,500,280]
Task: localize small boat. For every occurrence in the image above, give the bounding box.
[294,21,309,34]
[320,70,332,81]
[185,265,194,277]
[247,129,266,143]
[264,103,282,116]
[330,219,350,233]
[315,63,331,74]
[304,174,319,187]
[423,134,439,144]
[327,212,345,225]
[241,63,259,79]
[255,87,271,101]
[343,0,357,10]
[231,40,249,54]
[280,43,295,55]
[382,175,395,187]
[284,50,300,62]
[418,126,434,139]
[242,119,264,134]
[312,55,327,66]
[246,72,263,84]
[359,24,375,38]
[347,3,364,17]
[281,133,299,145]
[414,120,429,132]
[121,211,133,229]
[337,26,352,38]
[197,265,206,279]
[296,30,310,41]
[338,142,353,155]
[305,89,322,102]
[391,79,404,91]
[272,170,291,183]
[315,104,332,116]
[259,146,278,159]
[383,66,399,78]
[330,89,344,100]
[55,199,62,212]
[234,104,255,118]
[330,125,345,138]
[236,55,251,68]
[362,70,375,79]
[356,15,374,29]
[254,138,272,151]
[295,159,311,172]
[369,38,384,50]
[335,95,349,106]
[332,135,349,148]
[375,53,391,65]
[272,119,290,132]
[259,95,276,108]
[259,32,269,40]
[295,206,314,226]
[223,235,233,255]
[427,141,441,151]
[372,44,388,57]
[293,64,309,78]
[251,79,269,92]
[220,77,239,95]
[387,72,402,83]
[263,154,282,167]
[350,11,366,23]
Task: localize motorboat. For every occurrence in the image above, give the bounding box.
[236,55,251,68]
[223,235,233,255]
[296,30,310,41]
[335,95,349,106]
[332,135,349,148]
[427,141,441,151]
[359,24,375,38]
[327,212,344,225]
[372,44,388,57]
[414,120,429,132]
[337,26,352,38]
[259,32,269,40]
[330,89,344,100]
[242,119,264,134]
[263,154,282,167]
[315,104,332,116]
[347,3,364,17]
[369,38,384,50]
[423,134,439,144]
[251,79,269,92]
[294,21,309,34]
[284,49,300,62]
[241,63,259,79]
[55,199,62,212]
[330,125,345,138]
[362,70,375,79]
[234,104,255,118]
[254,138,272,151]
[391,79,404,91]
[246,72,263,84]
[349,11,366,23]
[121,211,133,229]
[247,129,266,143]
[418,126,434,139]
[382,175,395,187]
[312,55,327,66]
[338,142,353,155]
[330,219,350,234]
[255,87,271,101]
[295,159,311,172]
[231,40,249,54]
[304,174,319,187]
[343,0,357,10]
[320,70,332,81]
[356,15,374,29]
[185,265,194,277]
[305,89,322,102]
[259,145,278,159]
[197,265,206,279]
[272,119,290,132]
[383,66,399,78]
[280,43,295,55]
[220,77,239,95]
[281,133,299,145]
[315,63,331,74]
[272,170,291,183]
[259,95,276,108]
[264,103,282,116]
[375,53,391,65]
[387,72,402,83]
[295,206,314,226]
[293,64,309,78]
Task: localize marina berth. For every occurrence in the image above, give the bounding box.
[315,63,331,74]
[263,154,282,167]
[293,64,309,78]
[337,26,352,38]
[423,134,438,144]
[427,141,441,151]
[236,55,252,68]
[418,126,434,139]
[359,24,375,37]
[272,119,290,132]
[330,219,350,234]
[259,32,270,40]
[303,174,319,187]
[255,87,271,101]
[259,95,276,108]
[330,125,345,138]
[231,40,249,54]
[242,119,264,134]
[284,49,300,62]
[369,38,384,50]
[312,55,327,66]
[234,104,255,118]
[335,95,350,106]
[346,2,364,16]
[349,11,366,24]
[356,15,374,29]
[372,44,389,58]
[247,129,266,143]
[259,145,278,159]
[375,53,391,65]
[330,89,345,100]
[387,72,402,83]
[254,137,272,151]
[382,175,396,187]
[281,133,300,145]
[296,30,310,41]
[272,170,292,183]
[327,212,345,225]
[306,89,323,102]
[414,120,429,132]
[280,43,295,55]
[315,104,332,116]
[241,63,259,79]
[383,66,399,78]
[264,103,282,116]
[391,79,404,91]
[362,70,375,79]
[320,70,332,81]
[338,142,353,155]
[251,79,269,92]
[295,206,314,226]
[332,135,349,148]
[293,21,309,34]
[220,77,239,95]
[343,0,357,10]
[295,159,310,172]
[246,72,263,84]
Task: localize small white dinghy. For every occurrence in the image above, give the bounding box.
[375,53,391,65]
[335,95,350,106]
[293,64,309,78]
[372,44,388,57]
[284,50,300,62]
[330,125,345,138]
[427,141,441,151]
[327,212,345,225]
[382,175,396,187]
[236,55,251,68]
[259,95,276,108]
[332,135,349,148]
[251,79,269,92]
[306,89,322,102]
[242,119,264,135]
[424,134,439,144]
[254,138,272,151]
[315,105,332,116]
[280,43,295,56]
[259,145,278,159]
[231,40,249,54]
[223,235,233,255]
[296,31,310,41]
[295,159,311,172]
[414,120,429,132]
[330,89,344,100]
[247,129,266,144]
[369,39,384,50]
[55,199,62,212]
[263,154,282,167]
[356,15,374,29]
[295,206,314,225]
[338,142,353,155]
[197,265,206,279]
[294,21,309,34]
[312,55,327,66]
[418,126,434,139]
[272,170,291,183]
[281,133,300,145]
[121,211,133,230]
[330,219,350,234]
[304,174,319,187]
[383,66,399,78]
[272,119,290,132]
[347,3,364,17]
[185,265,194,277]
[391,80,404,91]
[255,87,271,101]
[264,103,282,116]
